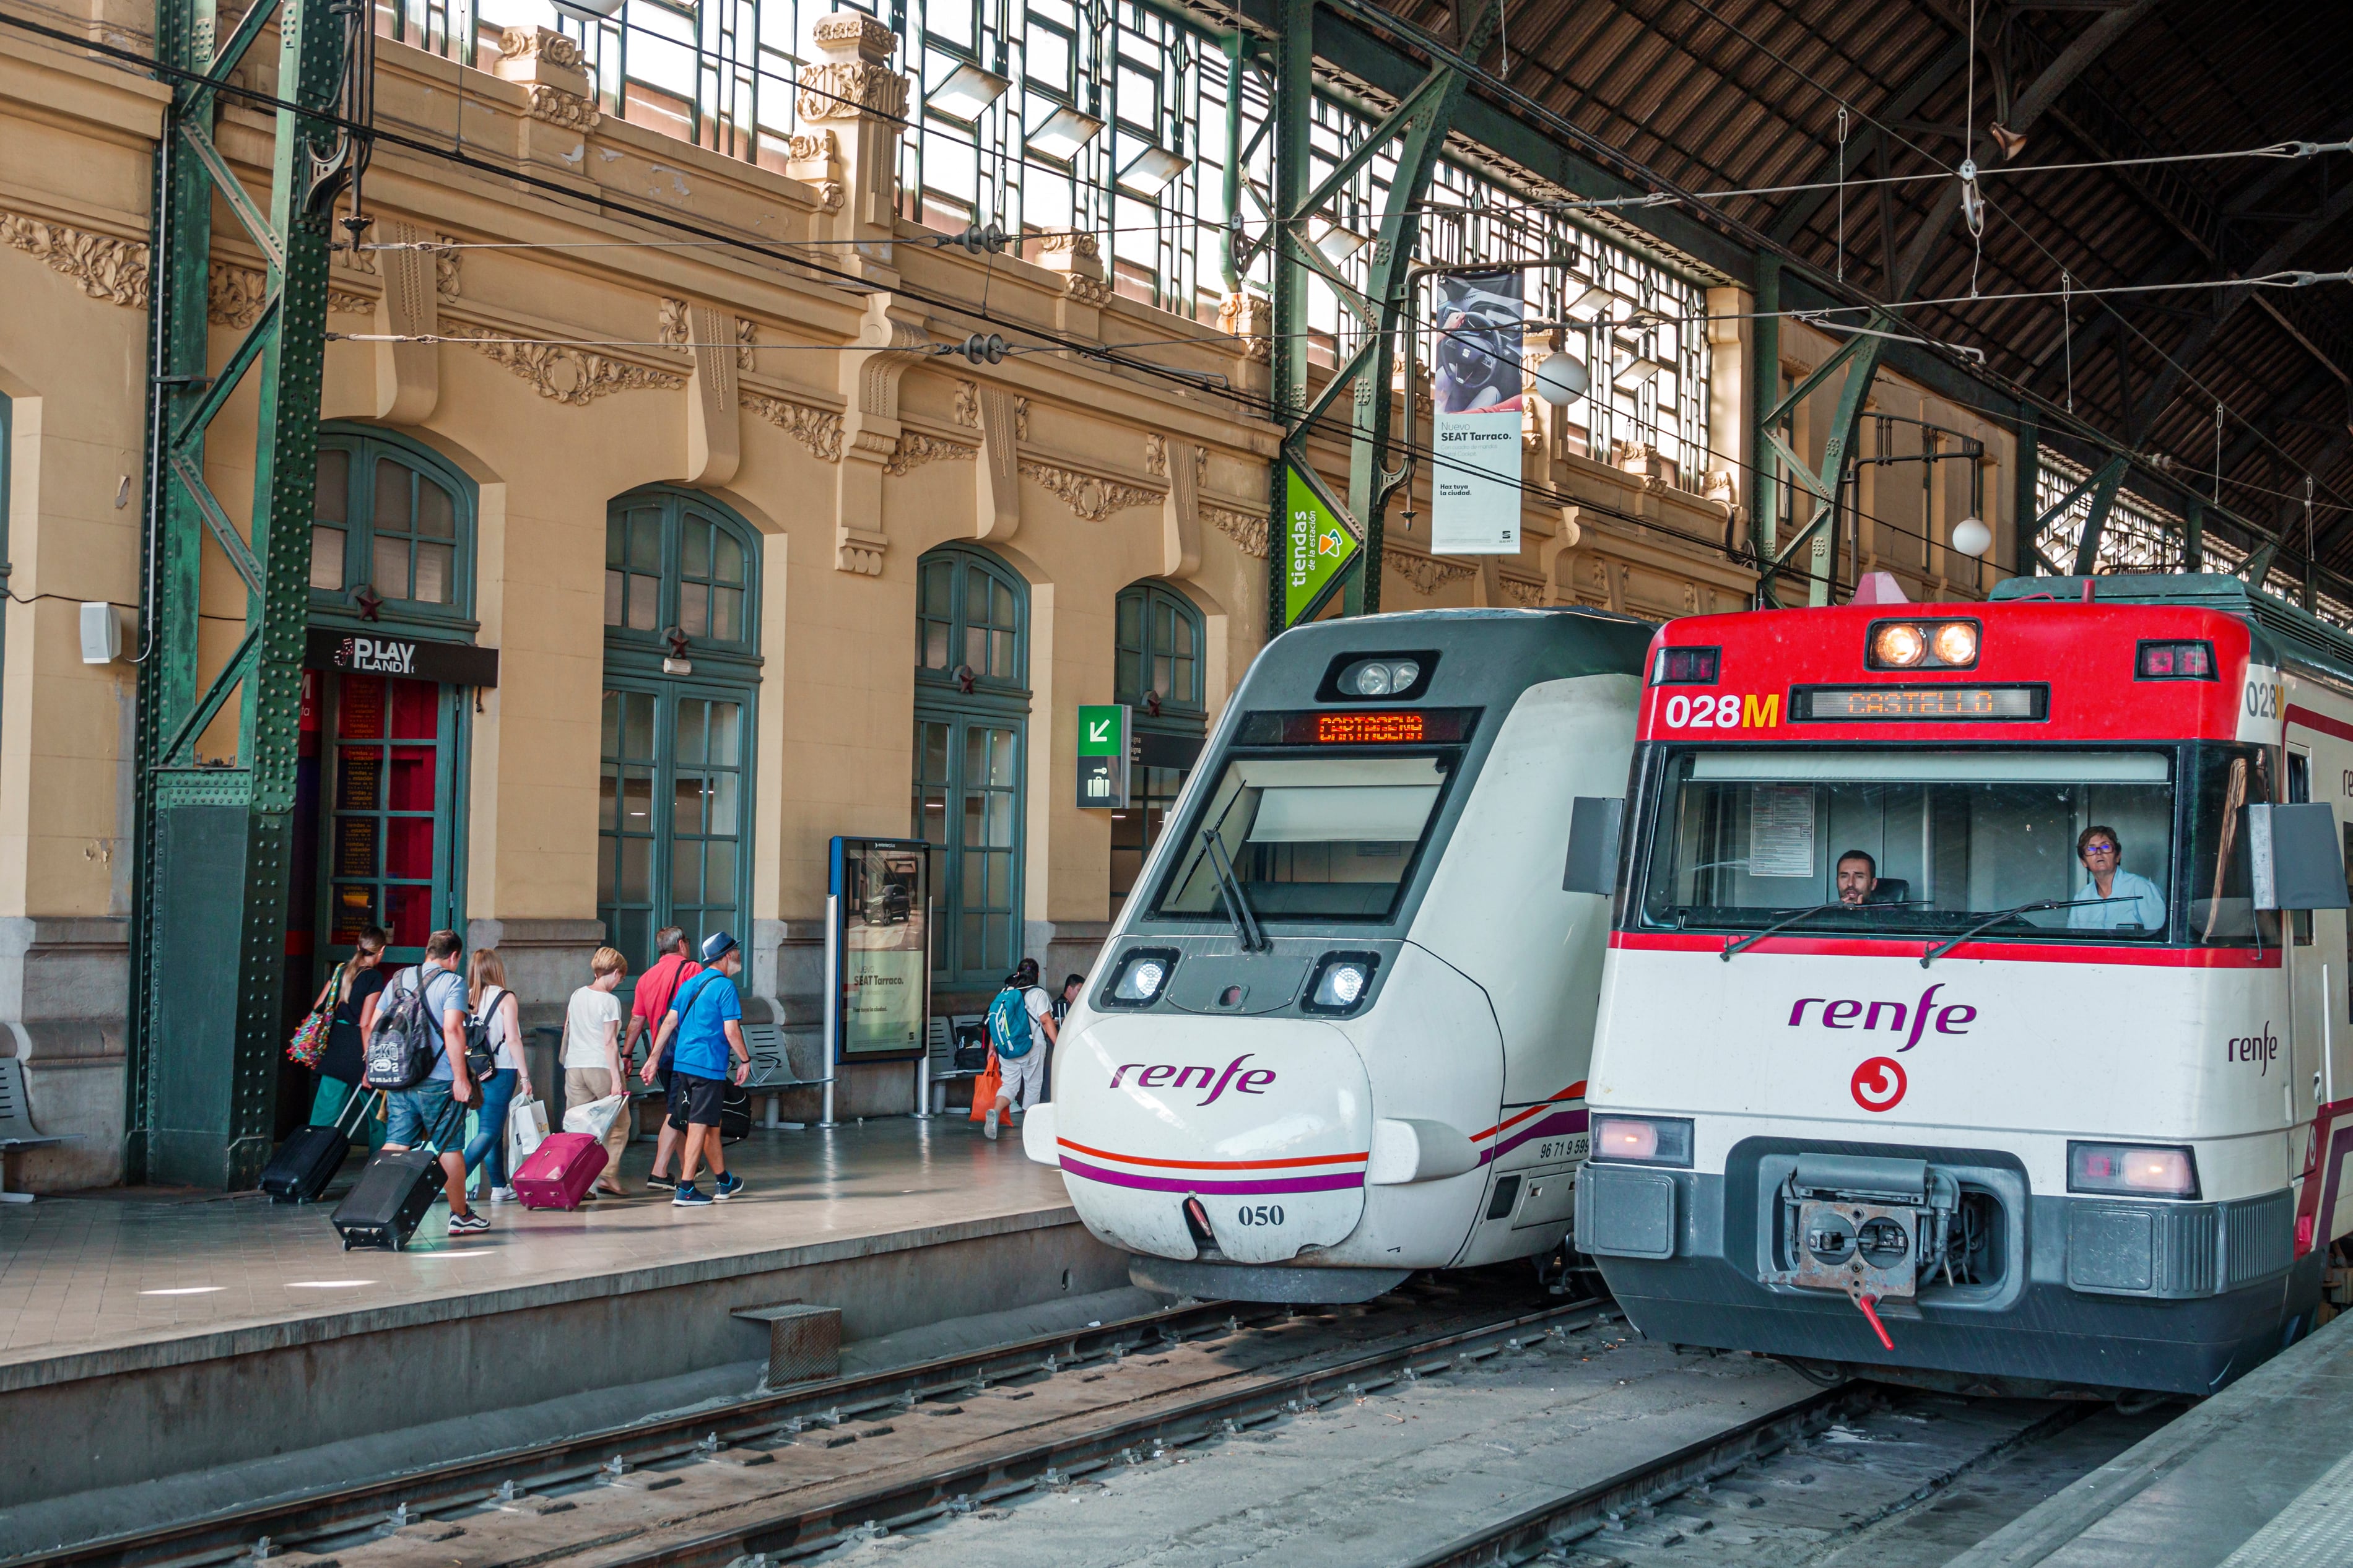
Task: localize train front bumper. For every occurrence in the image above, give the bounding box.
[1575,1155,2312,1396]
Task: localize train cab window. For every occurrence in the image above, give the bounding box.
[2186,744,2278,949]
[1152,755,1449,921]
[1638,748,2180,944]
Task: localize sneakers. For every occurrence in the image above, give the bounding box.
[488,1185,518,1204]
[645,1172,677,1192]
[672,1182,714,1206]
[715,1172,745,1200]
[450,1210,490,1233]
[985,1108,1000,1141]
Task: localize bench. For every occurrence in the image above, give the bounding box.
[741,1021,825,1128]
[926,1015,989,1114]
[0,1057,76,1203]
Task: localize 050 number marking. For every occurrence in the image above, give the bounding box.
[1234,1204,1286,1226]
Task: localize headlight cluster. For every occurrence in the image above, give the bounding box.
[1868,618,1980,670]
[1337,657,1422,697]
[1303,951,1380,1015]
[1102,947,1180,1008]
[1590,1115,1695,1166]
[2068,1141,2199,1198]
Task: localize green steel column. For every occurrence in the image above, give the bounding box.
[1264,0,1312,641]
[1749,256,1780,607]
[2183,496,2203,573]
[2012,402,2038,577]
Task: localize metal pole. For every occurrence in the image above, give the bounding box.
[1263,0,1312,641]
[913,895,933,1119]
[820,892,839,1128]
[1751,255,1781,607]
[2013,402,2040,577]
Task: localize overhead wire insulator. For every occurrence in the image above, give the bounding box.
[956,221,1009,255]
[955,332,1009,365]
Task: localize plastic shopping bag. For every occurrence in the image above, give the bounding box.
[508,1095,550,1171]
[563,1092,627,1141]
[967,1052,1001,1122]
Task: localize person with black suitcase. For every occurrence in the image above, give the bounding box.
[261,1083,380,1203]
[331,1093,468,1250]
[355,929,488,1236]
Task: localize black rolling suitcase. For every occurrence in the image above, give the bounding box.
[331,1098,463,1250]
[259,1087,378,1205]
[720,1082,752,1144]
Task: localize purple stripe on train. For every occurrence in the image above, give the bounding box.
[1478,1109,1590,1166]
[1059,1154,1367,1196]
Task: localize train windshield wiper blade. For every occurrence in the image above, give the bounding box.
[1720,899,1928,961]
[1199,826,1269,952]
[1918,896,2131,967]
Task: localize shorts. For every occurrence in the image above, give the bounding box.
[660,1065,684,1120]
[668,1072,727,1130]
[385,1078,458,1147]
[996,1046,1047,1111]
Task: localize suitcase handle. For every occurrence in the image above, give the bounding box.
[333,1085,383,1142]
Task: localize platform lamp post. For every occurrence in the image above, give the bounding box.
[128,0,362,1186]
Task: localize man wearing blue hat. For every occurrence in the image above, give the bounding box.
[646,930,754,1206]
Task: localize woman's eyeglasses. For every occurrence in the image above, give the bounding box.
[2080,842,2119,855]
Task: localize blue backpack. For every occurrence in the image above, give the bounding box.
[987,986,1036,1059]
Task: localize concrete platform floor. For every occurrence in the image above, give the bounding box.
[0,1112,1068,1377]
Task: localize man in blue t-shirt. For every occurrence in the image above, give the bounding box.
[379,929,487,1233]
[648,930,752,1206]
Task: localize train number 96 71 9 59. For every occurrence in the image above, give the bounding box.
[1234,1204,1286,1227]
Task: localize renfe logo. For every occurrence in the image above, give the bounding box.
[1110,1054,1276,1106]
[1788,982,1975,1052]
[2227,1026,2279,1075]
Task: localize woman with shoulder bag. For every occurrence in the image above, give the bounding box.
[463,948,533,1203]
[308,928,389,1140]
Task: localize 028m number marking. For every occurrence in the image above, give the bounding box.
[1234,1204,1286,1226]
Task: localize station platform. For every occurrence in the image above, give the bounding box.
[0,1115,1113,1515]
[1949,1310,2353,1568]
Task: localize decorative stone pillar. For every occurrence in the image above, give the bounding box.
[973,386,1022,543]
[495,27,602,186]
[373,219,438,425]
[797,12,911,281]
[834,293,929,574]
[1035,232,1111,340]
[1218,292,1272,400]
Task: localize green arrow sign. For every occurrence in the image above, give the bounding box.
[1284,461,1362,627]
[1077,703,1127,756]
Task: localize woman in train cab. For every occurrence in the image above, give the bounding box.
[2067,825,2167,931]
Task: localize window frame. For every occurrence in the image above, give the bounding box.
[603,485,762,667]
[310,426,478,630]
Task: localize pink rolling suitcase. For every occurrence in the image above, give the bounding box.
[511,1132,607,1210]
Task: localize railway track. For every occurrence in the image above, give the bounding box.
[18,1280,1609,1568]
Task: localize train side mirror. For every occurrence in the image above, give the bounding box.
[2249,803,2351,911]
[1564,796,1624,896]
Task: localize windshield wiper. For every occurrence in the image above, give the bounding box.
[1199,826,1270,953]
[1720,900,1925,961]
[1919,896,2133,968]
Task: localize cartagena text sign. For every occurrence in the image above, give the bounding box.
[829,836,931,1062]
[1284,462,1361,626]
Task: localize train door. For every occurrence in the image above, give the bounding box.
[2288,746,2326,1177]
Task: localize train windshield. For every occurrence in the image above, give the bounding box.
[1152,755,1449,921]
[1639,747,2196,943]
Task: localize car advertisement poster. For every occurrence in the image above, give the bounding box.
[829,836,929,1061]
[1283,460,1362,626]
[1430,270,1524,555]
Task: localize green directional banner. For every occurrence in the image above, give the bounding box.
[1283,461,1362,627]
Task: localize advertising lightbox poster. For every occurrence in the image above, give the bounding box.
[1430,270,1524,555]
[1283,461,1362,626]
[829,836,931,1062]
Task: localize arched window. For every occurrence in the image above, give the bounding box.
[310,429,474,623]
[599,488,763,973]
[1111,581,1209,915]
[913,547,1030,986]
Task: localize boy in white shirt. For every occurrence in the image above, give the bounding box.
[563,946,633,1195]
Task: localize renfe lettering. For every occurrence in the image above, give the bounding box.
[2227,1026,2280,1075]
[1786,983,1968,1051]
[1108,1055,1276,1105]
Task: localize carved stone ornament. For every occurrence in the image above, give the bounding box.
[887,430,977,476]
[811,11,897,55]
[736,317,757,371]
[1499,574,1545,607]
[785,129,837,163]
[952,379,980,428]
[498,24,585,67]
[1208,506,1268,559]
[658,297,691,348]
[1385,549,1477,597]
[1,212,149,307]
[1037,230,1101,264]
[1217,292,1272,363]
[525,84,602,131]
[1142,433,1168,479]
[208,262,268,327]
[1014,397,1030,443]
[798,61,910,123]
[448,326,684,405]
[744,391,845,462]
[1020,460,1157,522]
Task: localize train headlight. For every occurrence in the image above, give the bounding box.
[1103,947,1180,1008]
[1333,656,1432,699]
[1872,623,1927,667]
[1931,621,1979,667]
[2068,1141,2199,1198]
[1591,1115,1694,1166]
[1303,951,1381,1015]
[1868,618,1980,670]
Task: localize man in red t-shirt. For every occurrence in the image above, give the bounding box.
[629,926,702,1191]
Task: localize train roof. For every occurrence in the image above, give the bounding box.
[1246,606,1657,713]
[1989,572,2353,694]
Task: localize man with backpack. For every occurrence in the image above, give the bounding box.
[646,930,753,1207]
[983,957,1058,1141]
[372,930,487,1233]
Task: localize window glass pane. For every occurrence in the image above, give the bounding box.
[672,775,705,836]
[1118,592,1141,648]
[680,584,708,638]
[676,699,707,765]
[372,535,409,599]
[627,575,659,631]
[605,570,625,626]
[709,772,739,835]
[1155,755,1448,922]
[627,512,661,571]
[924,623,949,669]
[606,514,625,568]
[619,836,651,901]
[311,525,346,591]
[713,587,742,642]
[716,532,745,584]
[708,703,741,765]
[621,769,653,828]
[601,690,621,755]
[683,521,711,578]
[416,479,456,540]
[1173,607,1194,657]
[624,692,655,758]
[672,836,702,902]
[1116,646,1140,702]
[413,542,453,604]
[967,568,991,625]
[599,762,619,832]
[1154,652,1173,699]
[705,845,736,904]
[598,827,616,903]
[992,629,1014,678]
[965,624,986,672]
[373,459,409,538]
[315,448,349,523]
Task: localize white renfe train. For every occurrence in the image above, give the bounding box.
[1579,573,2353,1396]
[1024,608,1654,1302]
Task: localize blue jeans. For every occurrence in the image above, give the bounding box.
[463,1068,519,1188]
[386,1078,459,1147]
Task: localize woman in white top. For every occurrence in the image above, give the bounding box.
[464,949,534,1202]
[563,946,633,1195]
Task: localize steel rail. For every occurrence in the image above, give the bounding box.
[575,1297,1614,1568]
[15,1298,1266,1568]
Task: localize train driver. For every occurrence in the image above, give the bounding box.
[2067,825,2166,931]
[1835,850,1879,906]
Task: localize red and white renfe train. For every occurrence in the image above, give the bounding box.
[1578,571,2353,1396]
